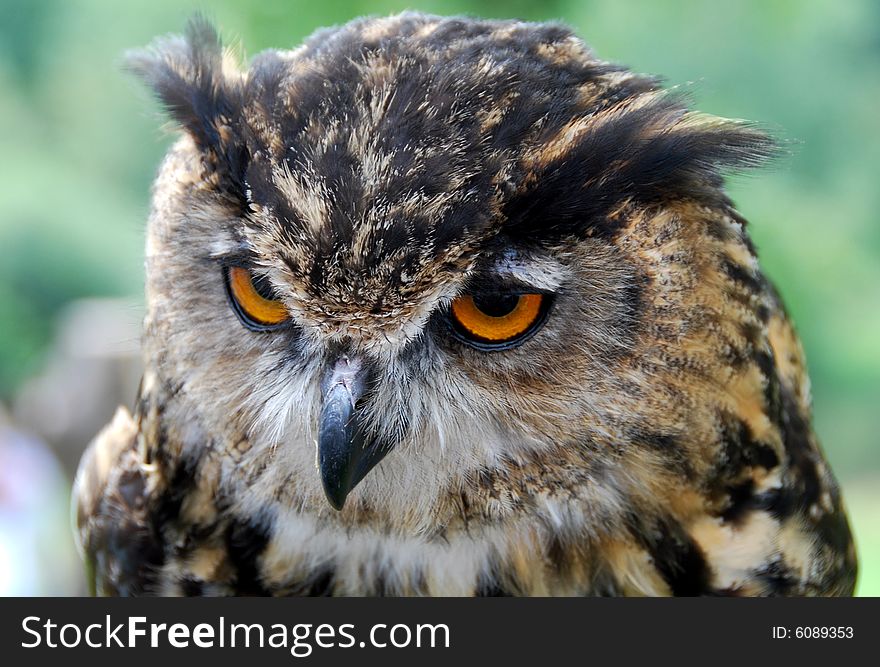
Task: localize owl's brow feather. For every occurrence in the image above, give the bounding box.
[489,250,568,293]
[204,239,252,261]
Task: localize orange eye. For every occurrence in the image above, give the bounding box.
[449,293,549,350]
[225,266,289,329]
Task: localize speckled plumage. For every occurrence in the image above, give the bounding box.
[74,12,856,596]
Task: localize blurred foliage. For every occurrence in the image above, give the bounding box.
[0,0,877,593]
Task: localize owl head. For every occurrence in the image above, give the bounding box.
[130,13,775,522]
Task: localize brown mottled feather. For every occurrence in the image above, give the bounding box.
[74,406,162,595]
[75,12,856,596]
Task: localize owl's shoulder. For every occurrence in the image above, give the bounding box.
[763,285,857,594]
[692,278,858,595]
[73,405,163,595]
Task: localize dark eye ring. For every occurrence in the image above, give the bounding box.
[224,266,290,331]
[447,292,551,351]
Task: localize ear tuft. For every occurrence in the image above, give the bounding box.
[126,15,246,185]
[503,91,781,241]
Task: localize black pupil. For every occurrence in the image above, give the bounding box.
[472,293,521,317]
[251,273,277,300]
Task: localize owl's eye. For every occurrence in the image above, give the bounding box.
[449,293,550,350]
[225,266,290,330]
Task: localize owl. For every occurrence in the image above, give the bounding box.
[73,12,857,596]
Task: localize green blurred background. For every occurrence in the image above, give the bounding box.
[0,0,877,595]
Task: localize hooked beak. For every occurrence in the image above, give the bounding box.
[317,355,389,510]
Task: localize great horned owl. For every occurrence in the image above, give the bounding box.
[74,13,857,596]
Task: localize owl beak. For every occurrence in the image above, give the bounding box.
[317,355,387,510]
